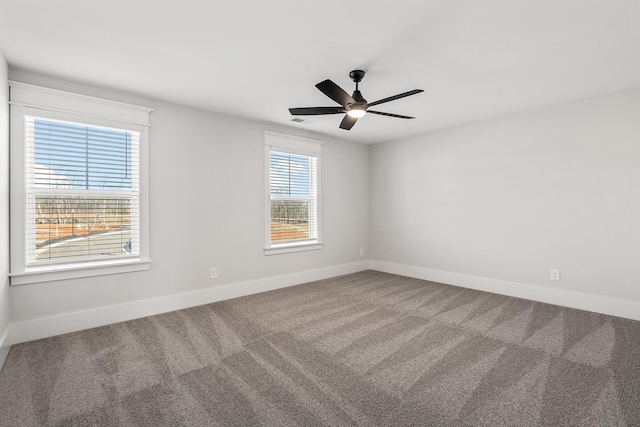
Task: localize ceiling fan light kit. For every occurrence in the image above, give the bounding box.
[289,70,423,130]
[346,108,366,118]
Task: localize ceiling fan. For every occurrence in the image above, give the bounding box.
[289,70,423,130]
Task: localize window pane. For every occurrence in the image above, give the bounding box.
[32,196,136,262]
[270,200,310,242]
[32,118,135,190]
[270,152,310,197]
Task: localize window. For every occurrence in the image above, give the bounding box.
[9,82,152,284]
[26,117,139,264]
[264,131,322,255]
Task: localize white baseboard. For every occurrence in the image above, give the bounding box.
[11,260,371,345]
[371,260,640,322]
[0,325,10,371]
[14,258,634,347]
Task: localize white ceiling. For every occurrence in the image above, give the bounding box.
[1,0,640,144]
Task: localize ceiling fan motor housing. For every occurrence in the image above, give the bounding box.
[350,90,367,108]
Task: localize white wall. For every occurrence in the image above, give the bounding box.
[9,67,638,344]
[0,50,11,366]
[8,69,370,342]
[371,88,640,317]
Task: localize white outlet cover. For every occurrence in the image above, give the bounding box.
[550,269,561,281]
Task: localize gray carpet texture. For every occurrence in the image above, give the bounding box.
[1,270,639,426]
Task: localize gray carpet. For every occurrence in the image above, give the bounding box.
[1,270,639,426]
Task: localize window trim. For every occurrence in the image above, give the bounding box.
[264,131,323,255]
[9,82,153,285]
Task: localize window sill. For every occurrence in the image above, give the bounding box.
[10,258,151,285]
[264,242,323,256]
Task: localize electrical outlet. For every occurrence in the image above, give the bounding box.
[210,268,218,279]
[359,248,364,256]
[550,269,560,281]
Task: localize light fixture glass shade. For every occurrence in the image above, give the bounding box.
[346,108,366,118]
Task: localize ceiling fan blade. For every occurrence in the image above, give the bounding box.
[289,107,344,115]
[339,114,358,130]
[366,89,424,108]
[316,79,356,107]
[367,110,415,119]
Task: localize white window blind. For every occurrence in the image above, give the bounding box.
[25,116,140,265]
[264,131,322,254]
[269,151,318,243]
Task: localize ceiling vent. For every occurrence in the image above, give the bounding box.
[291,118,318,125]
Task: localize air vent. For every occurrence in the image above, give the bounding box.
[290,118,318,125]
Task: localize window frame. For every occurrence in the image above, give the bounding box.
[9,82,152,285]
[264,131,323,255]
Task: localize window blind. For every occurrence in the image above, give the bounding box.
[269,151,318,243]
[25,116,140,265]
